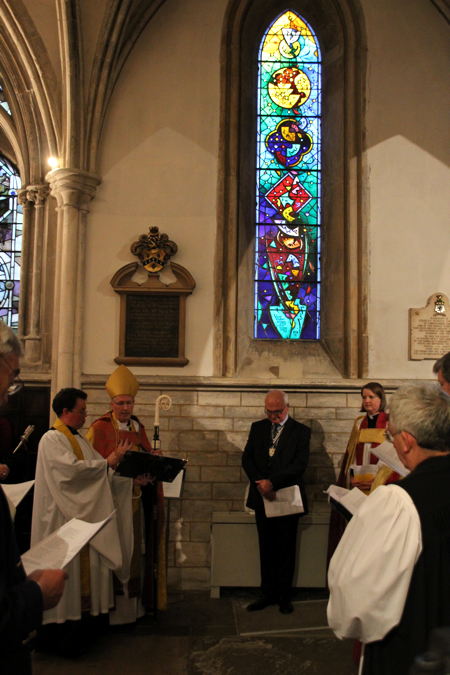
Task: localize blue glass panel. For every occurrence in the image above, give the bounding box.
[255,11,321,340]
[0,157,22,328]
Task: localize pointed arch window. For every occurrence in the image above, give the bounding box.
[0,156,22,328]
[255,10,321,340]
[220,0,365,377]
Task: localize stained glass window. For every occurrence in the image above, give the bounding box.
[254,11,321,340]
[0,157,22,328]
[0,82,12,116]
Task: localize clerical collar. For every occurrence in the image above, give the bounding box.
[112,412,136,431]
[66,425,79,435]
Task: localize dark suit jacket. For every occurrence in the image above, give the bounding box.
[0,487,43,673]
[242,416,310,514]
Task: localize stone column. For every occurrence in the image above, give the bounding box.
[18,185,50,363]
[16,189,34,342]
[45,168,101,393]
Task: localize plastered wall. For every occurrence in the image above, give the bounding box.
[83,0,449,380]
[362,0,449,377]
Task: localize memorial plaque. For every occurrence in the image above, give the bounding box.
[125,294,179,358]
[111,257,195,366]
[409,293,450,360]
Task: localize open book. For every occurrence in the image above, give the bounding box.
[325,485,367,520]
[21,512,114,575]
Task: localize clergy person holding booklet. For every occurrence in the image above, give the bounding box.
[326,382,399,564]
[327,384,450,675]
[86,365,167,618]
[242,389,310,615]
[335,382,396,494]
[31,387,133,656]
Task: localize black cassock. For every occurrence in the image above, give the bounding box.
[363,455,450,674]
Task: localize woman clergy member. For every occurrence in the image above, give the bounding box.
[327,382,399,561]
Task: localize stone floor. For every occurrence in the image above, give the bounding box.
[32,589,356,675]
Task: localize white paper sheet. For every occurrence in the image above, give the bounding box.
[1,480,34,508]
[263,485,304,518]
[325,484,367,516]
[370,441,410,477]
[163,469,184,498]
[21,512,115,574]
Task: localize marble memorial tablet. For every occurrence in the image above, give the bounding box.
[409,293,450,360]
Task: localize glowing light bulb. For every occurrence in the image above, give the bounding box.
[47,156,59,169]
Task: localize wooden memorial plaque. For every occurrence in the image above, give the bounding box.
[111,261,195,366]
[125,295,180,359]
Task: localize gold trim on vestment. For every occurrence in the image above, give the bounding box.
[357,428,385,444]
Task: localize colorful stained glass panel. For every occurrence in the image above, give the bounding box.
[254,11,321,340]
[0,157,22,328]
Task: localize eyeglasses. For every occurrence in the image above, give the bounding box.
[265,407,286,416]
[0,354,23,396]
[384,429,400,444]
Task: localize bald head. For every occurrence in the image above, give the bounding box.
[264,389,289,424]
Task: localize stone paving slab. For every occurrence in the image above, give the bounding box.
[188,635,355,675]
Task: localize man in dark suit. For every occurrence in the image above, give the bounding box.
[242,389,310,614]
[0,321,66,673]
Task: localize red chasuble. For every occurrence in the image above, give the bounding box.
[88,412,166,612]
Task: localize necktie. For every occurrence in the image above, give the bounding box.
[272,424,280,442]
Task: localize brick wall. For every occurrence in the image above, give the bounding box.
[84,386,365,590]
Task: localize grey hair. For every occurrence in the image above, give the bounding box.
[0,321,22,357]
[433,351,450,383]
[389,384,450,452]
[266,389,289,406]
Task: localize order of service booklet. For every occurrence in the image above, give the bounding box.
[263,485,305,518]
[370,441,410,477]
[21,512,114,575]
[1,480,34,508]
[324,484,367,520]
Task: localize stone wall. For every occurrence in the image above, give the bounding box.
[83,385,373,590]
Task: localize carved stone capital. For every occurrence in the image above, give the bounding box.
[17,188,34,208]
[45,168,101,211]
[25,184,50,207]
[17,184,50,208]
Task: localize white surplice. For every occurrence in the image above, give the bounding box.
[327,484,422,644]
[31,429,133,624]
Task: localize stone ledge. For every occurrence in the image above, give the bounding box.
[81,374,433,391]
[211,506,330,525]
